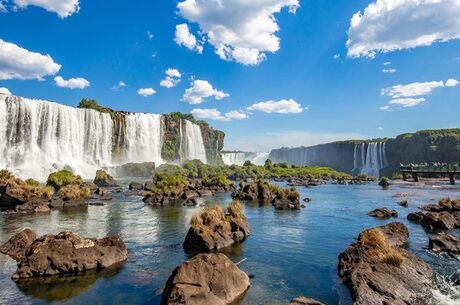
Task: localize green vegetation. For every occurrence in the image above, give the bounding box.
[378,177,390,187]
[77,99,105,112]
[0,169,14,183]
[25,178,40,187]
[150,172,188,197]
[0,170,54,200]
[58,185,91,201]
[202,173,232,188]
[95,169,113,181]
[359,228,404,267]
[46,170,83,191]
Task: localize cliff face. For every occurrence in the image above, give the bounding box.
[199,123,225,165]
[269,129,460,176]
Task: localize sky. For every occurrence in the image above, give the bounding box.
[0,0,459,152]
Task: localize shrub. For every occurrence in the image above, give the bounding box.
[46,170,83,191]
[58,185,91,201]
[151,172,188,197]
[378,177,390,187]
[359,228,404,267]
[95,169,113,180]
[202,173,231,188]
[78,99,104,112]
[155,164,187,176]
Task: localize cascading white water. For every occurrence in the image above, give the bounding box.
[353,142,387,177]
[221,152,269,166]
[123,113,163,164]
[182,120,207,163]
[0,95,210,180]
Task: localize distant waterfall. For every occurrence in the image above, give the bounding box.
[221,152,269,166]
[181,120,207,163]
[0,95,208,180]
[353,142,387,177]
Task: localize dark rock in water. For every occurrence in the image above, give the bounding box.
[49,197,88,209]
[420,211,456,231]
[197,189,213,197]
[144,181,153,191]
[452,270,460,285]
[429,233,460,255]
[82,182,98,191]
[182,190,199,200]
[96,188,112,201]
[407,212,425,222]
[9,199,50,215]
[183,198,198,207]
[398,200,408,207]
[338,222,434,305]
[0,230,128,280]
[378,177,390,187]
[129,182,144,191]
[275,296,326,305]
[302,197,312,203]
[89,202,105,206]
[183,202,250,252]
[161,253,250,305]
[93,170,118,188]
[367,207,398,219]
[0,229,37,261]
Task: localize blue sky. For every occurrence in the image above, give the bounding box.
[0,0,459,151]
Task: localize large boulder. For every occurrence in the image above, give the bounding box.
[0,229,37,261]
[367,207,398,219]
[338,222,434,305]
[184,202,250,252]
[161,253,250,305]
[420,211,456,231]
[429,233,460,256]
[0,176,52,208]
[9,199,51,215]
[407,211,425,222]
[0,230,128,280]
[93,170,118,188]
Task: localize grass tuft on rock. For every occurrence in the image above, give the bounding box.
[359,228,404,267]
[46,170,83,191]
[151,172,188,197]
[58,185,91,201]
[95,169,113,181]
[227,201,244,219]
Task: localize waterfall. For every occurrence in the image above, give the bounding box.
[221,152,269,166]
[353,142,387,178]
[182,120,207,163]
[0,95,209,180]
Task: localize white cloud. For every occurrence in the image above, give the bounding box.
[382,79,457,98]
[174,23,203,54]
[191,108,249,122]
[0,39,61,80]
[160,68,182,88]
[177,0,299,65]
[383,62,391,66]
[347,0,460,58]
[247,98,303,114]
[0,1,7,12]
[147,31,154,40]
[14,0,80,18]
[382,68,396,74]
[0,87,12,95]
[111,81,126,91]
[333,54,340,60]
[446,78,460,87]
[225,130,366,152]
[137,87,156,97]
[182,79,229,104]
[377,127,384,130]
[54,76,89,89]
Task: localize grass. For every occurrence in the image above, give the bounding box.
[359,228,404,267]
[0,170,54,200]
[150,172,188,197]
[191,201,245,228]
[58,185,91,201]
[95,169,113,180]
[46,170,83,191]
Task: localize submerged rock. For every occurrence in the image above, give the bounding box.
[183,201,250,252]
[0,229,128,280]
[429,233,460,256]
[338,222,434,305]
[367,207,398,219]
[275,297,326,305]
[161,253,250,305]
[398,200,408,207]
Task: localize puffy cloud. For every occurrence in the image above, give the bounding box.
[160,68,182,88]
[0,39,61,80]
[347,0,460,58]
[176,0,299,65]
[382,68,396,74]
[382,79,457,98]
[137,87,156,97]
[0,87,12,95]
[0,1,6,12]
[174,23,203,53]
[191,108,249,121]
[380,78,458,110]
[182,80,229,104]
[111,80,126,91]
[13,0,80,18]
[54,76,89,89]
[247,98,303,114]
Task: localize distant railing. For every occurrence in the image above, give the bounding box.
[400,164,460,173]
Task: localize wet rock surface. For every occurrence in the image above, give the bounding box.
[183,202,250,252]
[429,233,460,256]
[367,207,398,219]
[0,229,128,280]
[161,253,250,305]
[338,222,434,305]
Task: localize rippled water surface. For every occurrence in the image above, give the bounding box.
[1,181,459,305]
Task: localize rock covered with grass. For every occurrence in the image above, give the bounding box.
[161,253,250,305]
[0,229,128,280]
[143,172,189,206]
[338,222,434,305]
[93,170,118,187]
[183,201,250,251]
[232,180,300,210]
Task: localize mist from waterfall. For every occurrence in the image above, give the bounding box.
[221,152,269,166]
[0,95,207,180]
[353,142,387,178]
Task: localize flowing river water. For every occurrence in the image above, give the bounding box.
[0,181,459,305]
